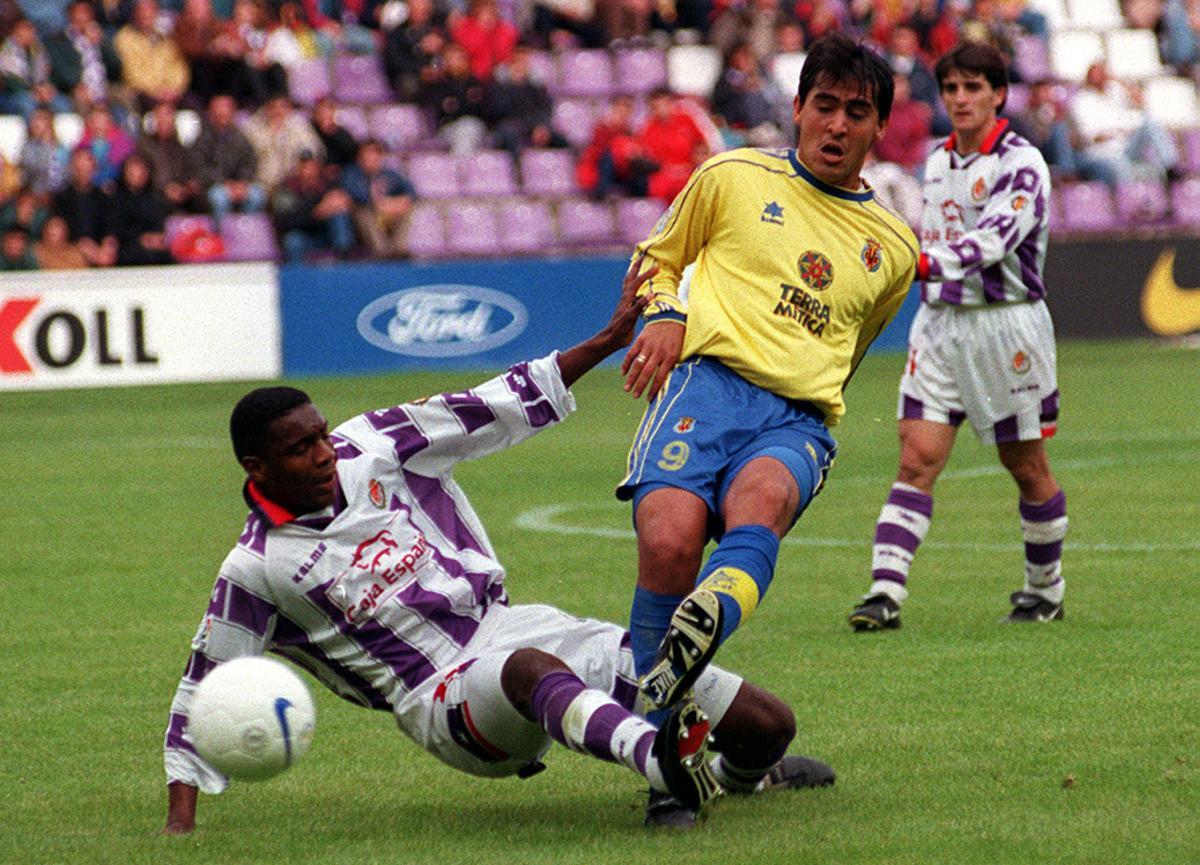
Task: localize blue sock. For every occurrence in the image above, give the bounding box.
[630,585,686,678]
[694,524,780,645]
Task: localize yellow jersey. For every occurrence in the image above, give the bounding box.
[635,148,918,425]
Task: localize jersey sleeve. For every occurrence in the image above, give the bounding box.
[163,556,277,792]
[631,156,722,325]
[920,147,1050,286]
[335,352,577,478]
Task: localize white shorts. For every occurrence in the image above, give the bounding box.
[392,603,744,779]
[898,301,1060,445]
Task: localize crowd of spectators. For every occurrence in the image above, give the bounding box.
[1,0,1199,269]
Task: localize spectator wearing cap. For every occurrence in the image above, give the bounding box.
[191,92,267,229]
[340,138,415,259]
[272,148,356,261]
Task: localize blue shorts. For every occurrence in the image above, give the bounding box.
[616,357,838,534]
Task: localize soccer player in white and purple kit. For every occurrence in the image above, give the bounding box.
[162,262,834,835]
[849,41,1068,630]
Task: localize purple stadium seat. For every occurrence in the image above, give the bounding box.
[406,203,448,258]
[557,49,615,99]
[1115,179,1171,224]
[459,150,518,197]
[1012,35,1051,83]
[1180,127,1200,175]
[614,48,668,95]
[332,54,393,105]
[288,58,332,106]
[220,213,279,262]
[1056,182,1118,232]
[526,49,558,92]
[406,152,460,197]
[446,202,501,255]
[1005,83,1030,116]
[519,148,578,196]
[334,105,369,141]
[552,98,600,148]
[556,198,617,247]
[368,104,433,151]
[616,198,666,245]
[164,214,214,248]
[1170,177,1200,225]
[498,200,556,254]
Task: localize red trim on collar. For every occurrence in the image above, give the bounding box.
[944,118,1009,155]
[246,480,297,527]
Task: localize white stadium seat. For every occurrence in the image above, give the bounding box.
[1106,29,1165,80]
[770,52,806,104]
[53,112,84,149]
[1026,0,1069,30]
[1066,0,1123,29]
[175,109,202,146]
[0,115,26,163]
[667,44,722,98]
[1144,75,1200,130]
[1049,30,1106,81]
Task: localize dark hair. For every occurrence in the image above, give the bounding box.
[797,33,895,121]
[230,386,311,461]
[934,41,1009,111]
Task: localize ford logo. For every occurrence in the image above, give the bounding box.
[356,285,529,357]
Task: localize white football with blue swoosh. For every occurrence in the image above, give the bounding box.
[189,656,316,782]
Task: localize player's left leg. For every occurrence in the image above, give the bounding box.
[997,438,1067,622]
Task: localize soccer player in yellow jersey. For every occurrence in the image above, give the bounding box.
[615,33,919,792]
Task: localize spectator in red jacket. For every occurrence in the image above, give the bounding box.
[636,88,709,202]
[576,93,654,199]
[872,72,932,171]
[450,0,519,82]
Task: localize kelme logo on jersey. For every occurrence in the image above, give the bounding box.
[861,238,882,273]
[972,177,987,201]
[797,250,834,291]
[760,201,785,225]
[674,416,696,433]
[1012,351,1031,374]
[368,478,385,509]
[356,286,528,358]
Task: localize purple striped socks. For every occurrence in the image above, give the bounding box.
[529,670,666,791]
[869,483,933,603]
[1019,490,1067,602]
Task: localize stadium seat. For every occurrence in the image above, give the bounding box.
[1115,179,1171,224]
[287,58,333,106]
[557,49,615,99]
[1056,182,1119,232]
[519,147,577,196]
[335,105,369,141]
[1169,176,1200,224]
[552,97,601,148]
[1180,127,1200,175]
[1005,83,1030,115]
[1106,29,1165,80]
[769,52,806,104]
[1048,30,1105,81]
[668,44,722,97]
[460,149,518,197]
[616,197,666,245]
[164,214,215,248]
[175,108,202,146]
[220,213,280,262]
[498,200,556,254]
[1012,35,1052,83]
[406,152,460,197]
[526,49,558,91]
[1143,76,1200,130]
[405,202,448,258]
[446,201,501,255]
[53,112,83,149]
[555,198,617,247]
[332,54,393,105]
[1026,0,1069,31]
[368,103,433,151]
[1066,0,1122,29]
[0,115,26,162]
[615,47,669,95]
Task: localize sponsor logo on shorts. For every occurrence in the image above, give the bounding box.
[797,250,834,291]
[861,238,882,273]
[673,416,695,433]
[1012,351,1031,374]
[368,478,385,509]
[972,177,987,201]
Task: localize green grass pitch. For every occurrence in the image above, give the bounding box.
[0,339,1196,865]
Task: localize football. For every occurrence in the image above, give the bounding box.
[188,656,316,782]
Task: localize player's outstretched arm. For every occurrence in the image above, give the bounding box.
[556,254,656,388]
[163,782,198,835]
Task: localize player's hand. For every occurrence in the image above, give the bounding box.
[603,251,657,350]
[622,318,683,401]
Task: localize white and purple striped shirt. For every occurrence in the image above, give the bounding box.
[917,119,1051,307]
[164,353,574,792]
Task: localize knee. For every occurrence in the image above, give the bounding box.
[500,648,569,718]
[637,524,703,584]
[1001,452,1050,487]
[715,684,796,762]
